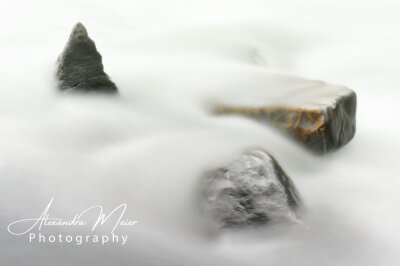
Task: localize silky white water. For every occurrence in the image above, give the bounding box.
[1,0,400,265]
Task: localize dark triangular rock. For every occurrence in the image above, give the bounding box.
[56,22,118,93]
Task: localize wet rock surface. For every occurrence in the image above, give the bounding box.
[201,150,301,229]
[215,81,356,154]
[56,23,118,93]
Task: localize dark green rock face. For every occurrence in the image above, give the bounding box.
[323,91,357,153]
[56,23,117,93]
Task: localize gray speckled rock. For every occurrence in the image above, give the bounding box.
[56,23,117,93]
[201,150,301,229]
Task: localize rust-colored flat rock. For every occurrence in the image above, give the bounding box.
[214,77,356,154]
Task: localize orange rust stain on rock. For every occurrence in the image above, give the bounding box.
[215,106,263,118]
[264,106,326,143]
[215,105,326,143]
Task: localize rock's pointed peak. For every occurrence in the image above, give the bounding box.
[69,22,88,40]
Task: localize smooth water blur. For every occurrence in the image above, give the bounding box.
[0,0,400,265]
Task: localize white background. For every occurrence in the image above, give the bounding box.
[0,0,399,265]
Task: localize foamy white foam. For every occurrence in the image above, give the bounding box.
[0,0,399,265]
